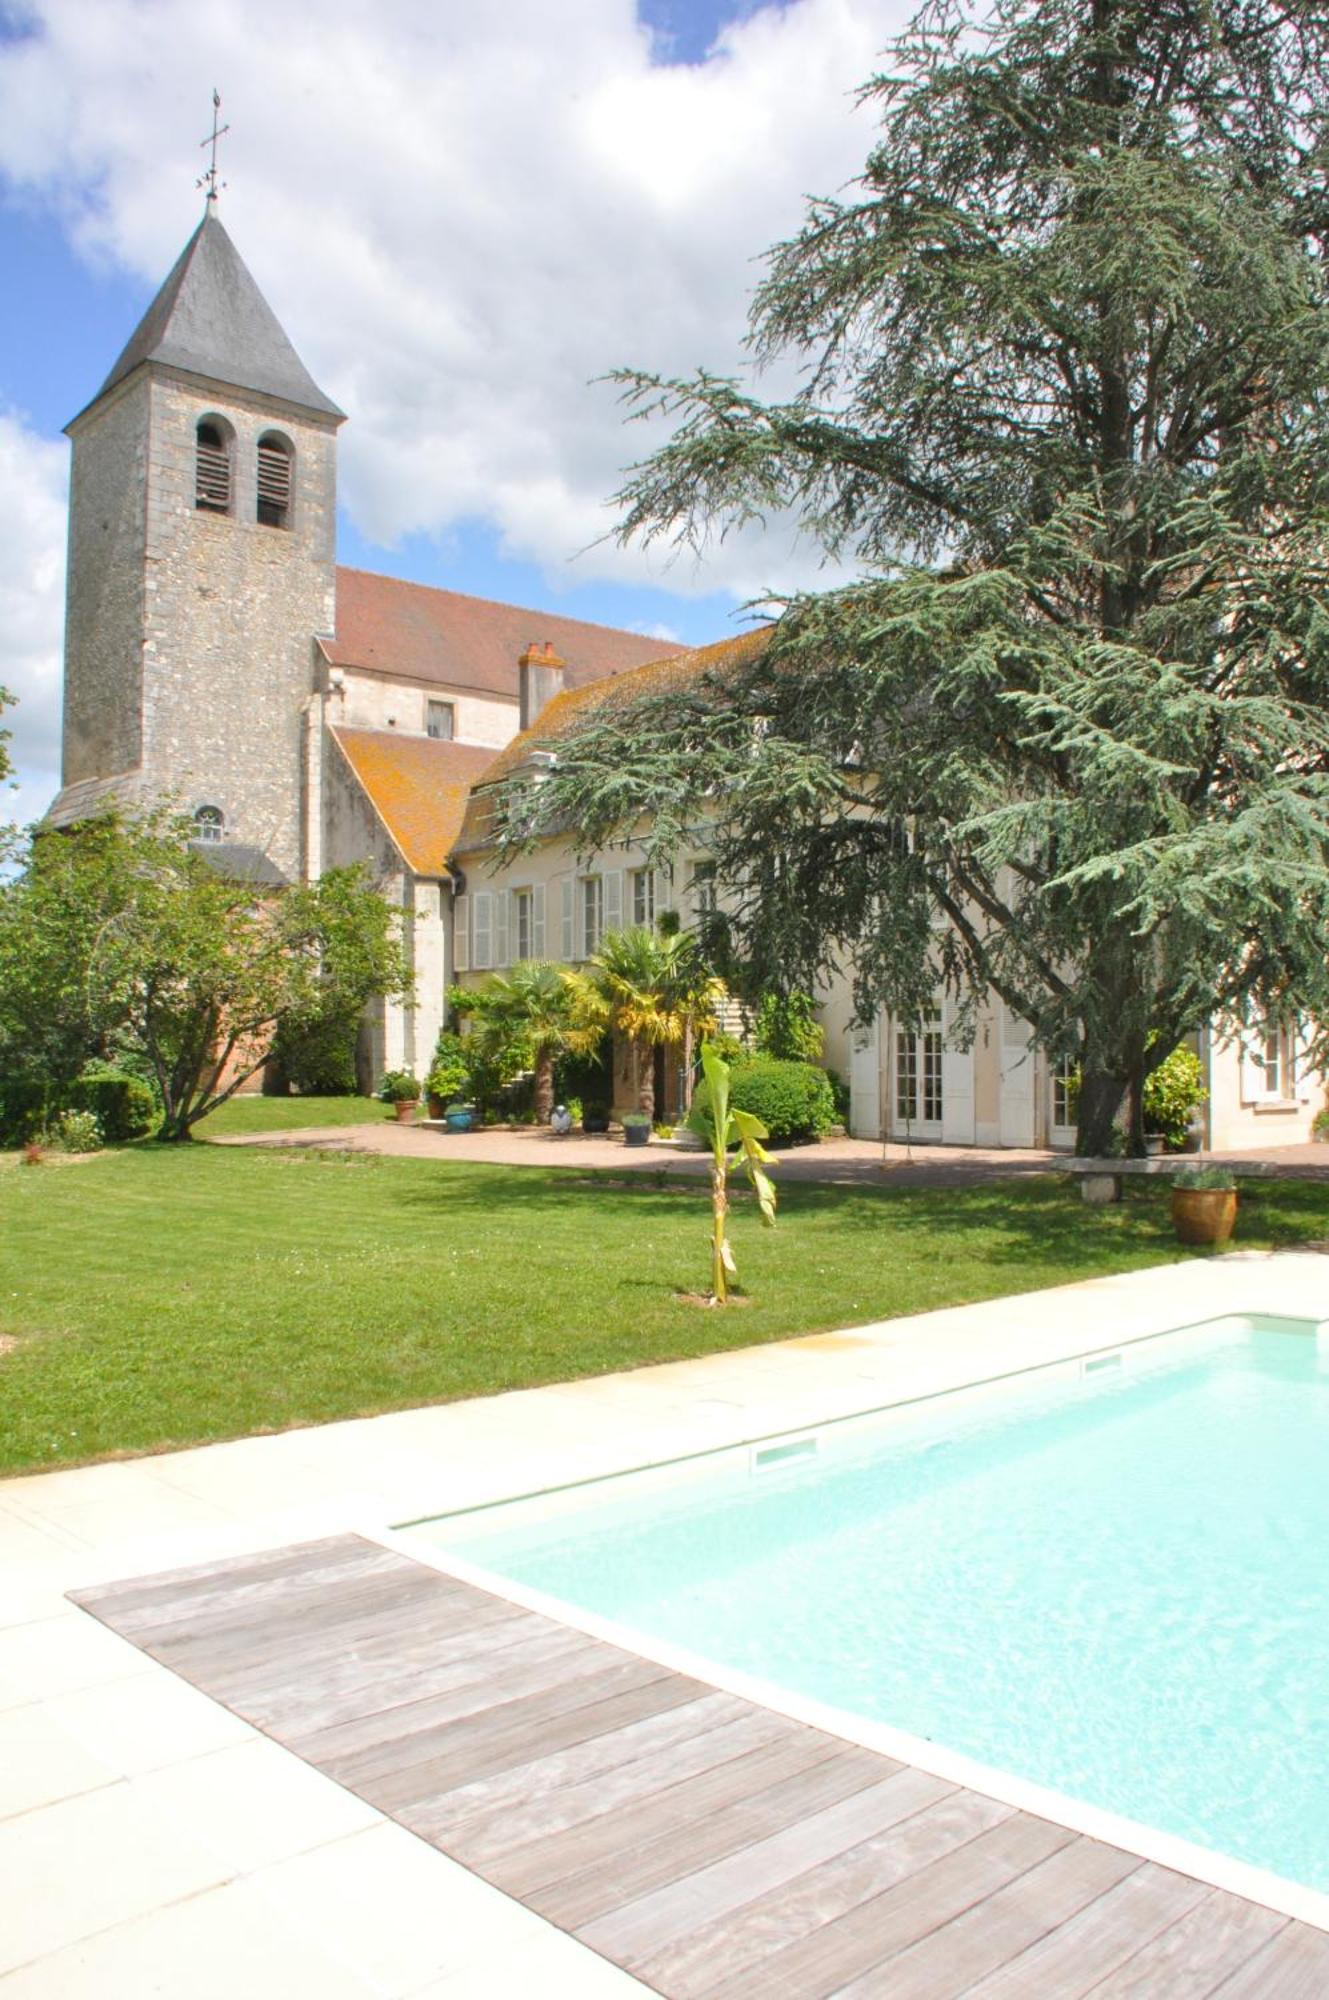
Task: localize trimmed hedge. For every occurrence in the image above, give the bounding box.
[69,1069,157,1142]
[689,1056,837,1147]
[0,1069,157,1147]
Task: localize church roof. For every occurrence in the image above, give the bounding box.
[325,568,687,700]
[86,208,343,422]
[330,727,498,879]
[455,625,770,853]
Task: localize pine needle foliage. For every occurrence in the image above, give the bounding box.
[498,0,1329,1153]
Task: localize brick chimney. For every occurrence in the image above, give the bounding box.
[518,639,566,732]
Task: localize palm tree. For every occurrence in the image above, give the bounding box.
[465,961,604,1122]
[590,926,721,1119]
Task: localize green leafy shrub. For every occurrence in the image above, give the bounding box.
[0,1079,51,1148]
[378,1070,419,1103]
[427,1031,471,1106]
[42,1108,103,1153]
[69,1067,156,1142]
[1171,1163,1236,1191]
[754,992,824,1063]
[269,1010,359,1096]
[1142,1046,1207,1149]
[689,1057,836,1147]
[1313,1107,1329,1143]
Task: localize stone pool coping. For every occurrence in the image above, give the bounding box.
[3,1250,1328,1991]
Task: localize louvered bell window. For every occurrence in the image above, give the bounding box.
[195,421,231,514]
[256,435,293,528]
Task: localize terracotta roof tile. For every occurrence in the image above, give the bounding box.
[330,727,498,878]
[326,568,689,698]
[456,626,770,852]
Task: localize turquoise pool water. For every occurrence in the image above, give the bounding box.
[415,1316,1329,1892]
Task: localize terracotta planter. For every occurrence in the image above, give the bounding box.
[1171,1187,1237,1246]
[393,1098,419,1123]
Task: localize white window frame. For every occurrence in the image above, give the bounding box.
[631,867,655,927]
[426,699,455,741]
[692,860,717,918]
[514,887,533,962]
[580,874,604,958]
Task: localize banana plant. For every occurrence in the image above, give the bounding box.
[700,1043,777,1302]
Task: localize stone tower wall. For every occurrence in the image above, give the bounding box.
[62,376,152,788]
[139,372,338,881]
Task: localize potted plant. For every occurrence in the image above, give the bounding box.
[1170,1164,1238,1246]
[622,1112,653,1148]
[426,1033,470,1119]
[379,1070,420,1122]
[582,1100,610,1134]
[444,1102,476,1133]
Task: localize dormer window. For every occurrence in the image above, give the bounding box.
[256,433,293,528]
[195,418,232,513]
[426,700,455,740]
[193,804,224,843]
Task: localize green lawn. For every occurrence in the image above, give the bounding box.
[196,1093,396,1136]
[2,1145,1325,1476]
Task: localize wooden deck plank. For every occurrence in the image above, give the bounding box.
[525,1748,896,1935]
[72,1534,1329,2000]
[1206,1922,1329,1998]
[496,1739,878,1909]
[582,1764,941,1966]
[961,1860,1210,1998]
[830,1836,1142,1999]
[630,1784,1012,2000]
[348,1660,699,1810]
[700,1813,1078,2000]
[441,1703,801,1867]
[1084,1890,1288,1998]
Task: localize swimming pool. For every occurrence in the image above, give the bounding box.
[410,1314,1329,1896]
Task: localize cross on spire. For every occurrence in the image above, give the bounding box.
[196,89,229,204]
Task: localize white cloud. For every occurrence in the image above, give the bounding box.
[0,412,66,825]
[0,0,912,808]
[0,1,903,567]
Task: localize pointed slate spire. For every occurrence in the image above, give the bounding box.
[85,209,343,422]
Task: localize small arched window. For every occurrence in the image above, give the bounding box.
[256,432,293,528]
[193,804,225,844]
[195,418,232,514]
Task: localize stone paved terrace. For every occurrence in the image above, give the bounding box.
[5,1255,1329,1993]
[219,1120,1329,1190]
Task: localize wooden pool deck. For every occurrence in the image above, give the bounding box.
[71,1533,1329,1998]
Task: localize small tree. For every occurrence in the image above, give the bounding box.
[591,925,722,1119]
[453,962,605,1121]
[696,1044,777,1303]
[0,814,408,1141]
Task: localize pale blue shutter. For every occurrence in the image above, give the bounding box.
[560,877,574,961]
[473,892,493,971]
[494,890,510,968]
[452,893,469,975]
[604,869,623,938]
[532,884,546,957]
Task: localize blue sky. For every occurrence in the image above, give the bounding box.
[0,0,896,822]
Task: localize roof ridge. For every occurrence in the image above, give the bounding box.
[333,565,697,648]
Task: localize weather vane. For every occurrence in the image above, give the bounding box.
[196,89,229,203]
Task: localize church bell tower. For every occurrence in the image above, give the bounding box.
[49,200,344,883]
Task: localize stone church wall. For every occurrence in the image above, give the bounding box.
[136,373,338,880]
[62,376,152,787]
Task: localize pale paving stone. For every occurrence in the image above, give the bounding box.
[247,1823,560,1994]
[0,1702,118,1822]
[0,1782,231,1974]
[39,1659,252,1775]
[129,1736,380,1872]
[411,1931,653,1998]
[0,1875,376,1998]
[0,1610,153,1711]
